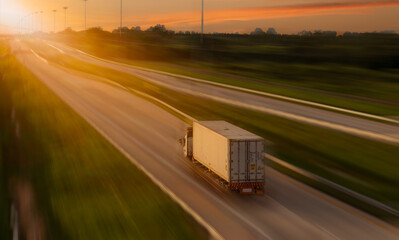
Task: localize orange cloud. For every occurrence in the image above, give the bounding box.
[132,1,399,26]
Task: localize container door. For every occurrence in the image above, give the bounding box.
[256,141,265,181]
[230,141,239,182]
[249,141,258,181]
[239,141,247,182]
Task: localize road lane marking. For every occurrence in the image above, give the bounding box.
[316,225,341,240]
[45,42,65,54]
[64,44,399,125]
[23,40,397,239]
[196,93,399,145]
[63,96,272,240]
[265,153,399,217]
[49,43,399,144]
[128,88,197,122]
[30,49,48,64]
[85,103,273,240]
[267,167,399,237]
[62,101,225,240]
[115,84,399,237]
[126,77,399,145]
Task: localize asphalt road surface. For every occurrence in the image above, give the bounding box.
[42,40,399,145]
[9,39,399,240]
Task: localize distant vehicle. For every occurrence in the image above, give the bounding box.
[182,121,265,194]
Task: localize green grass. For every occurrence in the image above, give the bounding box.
[0,139,10,239]
[0,160,9,239]
[0,54,208,239]
[0,45,11,240]
[30,45,399,221]
[52,36,399,117]
[25,39,399,219]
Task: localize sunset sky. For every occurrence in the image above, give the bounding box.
[1,0,399,34]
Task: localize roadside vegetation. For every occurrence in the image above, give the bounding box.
[0,47,208,239]
[0,41,11,239]
[49,29,399,117]
[27,40,399,222]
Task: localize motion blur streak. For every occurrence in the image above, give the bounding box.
[8,39,399,240]
[46,41,399,145]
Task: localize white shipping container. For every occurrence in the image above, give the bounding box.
[193,121,265,185]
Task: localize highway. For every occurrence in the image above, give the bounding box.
[42,40,399,145]
[10,39,399,240]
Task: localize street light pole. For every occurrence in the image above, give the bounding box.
[83,0,88,30]
[201,0,204,44]
[30,12,37,33]
[40,11,43,32]
[52,10,57,33]
[120,0,122,37]
[63,7,68,30]
[201,0,204,35]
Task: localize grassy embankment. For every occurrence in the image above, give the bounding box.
[0,48,208,238]
[0,40,11,239]
[54,34,399,117]
[30,41,399,222]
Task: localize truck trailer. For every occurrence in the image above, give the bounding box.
[183,121,265,194]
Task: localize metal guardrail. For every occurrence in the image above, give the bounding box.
[264,153,399,217]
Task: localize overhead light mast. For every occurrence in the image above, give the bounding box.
[52,10,57,33]
[83,0,88,30]
[201,0,204,44]
[63,7,69,30]
[120,0,122,37]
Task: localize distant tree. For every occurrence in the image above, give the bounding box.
[298,30,312,36]
[313,30,322,36]
[146,24,167,33]
[130,26,141,32]
[312,30,337,37]
[266,27,277,35]
[343,31,359,37]
[322,31,337,37]
[61,27,74,34]
[86,27,106,34]
[380,30,396,34]
[185,31,191,35]
[251,28,265,35]
[112,27,129,34]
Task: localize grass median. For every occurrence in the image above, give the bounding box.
[0,52,208,239]
[0,41,11,239]
[53,36,399,117]
[30,44,399,222]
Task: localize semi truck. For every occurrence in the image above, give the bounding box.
[182,121,265,194]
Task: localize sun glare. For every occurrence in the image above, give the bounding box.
[1,1,30,34]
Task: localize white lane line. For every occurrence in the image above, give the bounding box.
[71,97,273,240]
[196,93,399,145]
[30,49,48,64]
[125,76,399,145]
[64,52,398,145]
[316,225,341,240]
[66,45,399,125]
[45,42,65,54]
[11,204,19,240]
[265,153,399,217]
[121,82,399,236]
[55,98,223,240]
[128,88,197,122]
